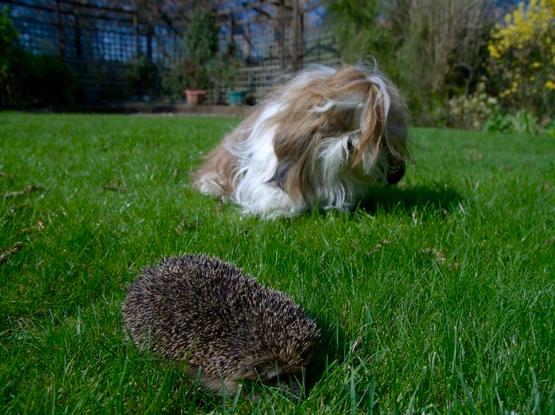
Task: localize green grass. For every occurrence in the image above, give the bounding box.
[1,112,553,414]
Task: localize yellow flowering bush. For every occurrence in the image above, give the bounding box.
[487,0,554,118]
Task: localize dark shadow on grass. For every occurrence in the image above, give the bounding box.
[269,184,463,222]
[356,184,463,215]
[304,316,348,393]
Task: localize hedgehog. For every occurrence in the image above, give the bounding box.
[122,254,319,395]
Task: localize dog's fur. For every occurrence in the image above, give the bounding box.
[194,64,409,218]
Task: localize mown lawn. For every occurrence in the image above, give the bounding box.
[0,112,553,414]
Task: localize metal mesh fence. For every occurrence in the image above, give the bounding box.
[1,0,340,105]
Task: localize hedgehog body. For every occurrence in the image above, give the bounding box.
[122,254,318,394]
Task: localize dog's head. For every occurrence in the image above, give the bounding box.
[264,65,409,202]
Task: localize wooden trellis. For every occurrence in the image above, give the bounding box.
[1,0,339,104]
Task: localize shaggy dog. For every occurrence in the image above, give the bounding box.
[194,64,409,218]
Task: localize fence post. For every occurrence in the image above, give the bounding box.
[278,1,286,70]
[292,0,303,71]
[55,0,64,57]
[134,13,141,56]
[147,25,153,61]
[74,13,82,60]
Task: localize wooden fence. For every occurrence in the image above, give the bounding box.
[1,0,340,105]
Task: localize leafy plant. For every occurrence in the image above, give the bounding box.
[0,6,23,106]
[22,54,78,106]
[485,110,539,135]
[326,0,492,127]
[1,8,78,108]
[209,42,242,89]
[125,55,160,98]
[447,82,499,130]
[160,61,188,101]
[182,9,219,90]
[0,6,19,79]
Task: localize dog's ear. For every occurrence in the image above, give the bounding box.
[357,78,410,181]
[271,127,320,201]
[266,98,326,201]
[353,83,385,168]
[267,159,292,190]
[382,85,410,166]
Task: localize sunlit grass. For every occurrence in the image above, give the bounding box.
[1,112,553,413]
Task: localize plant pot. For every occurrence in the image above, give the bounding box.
[227,90,247,106]
[185,89,207,105]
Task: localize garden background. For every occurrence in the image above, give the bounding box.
[1,0,553,132]
[1,1,554,414]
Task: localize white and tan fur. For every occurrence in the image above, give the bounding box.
[194,64,409,218]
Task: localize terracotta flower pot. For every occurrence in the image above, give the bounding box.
[185,89,207,105]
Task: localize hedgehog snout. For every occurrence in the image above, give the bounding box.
[242,360,294,381]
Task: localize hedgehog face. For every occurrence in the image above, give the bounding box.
[259,362,299,381]
[239,351,313,383]
[237,359,277,381]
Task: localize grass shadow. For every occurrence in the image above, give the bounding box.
[304,316,348,393]
[357,184,463,215]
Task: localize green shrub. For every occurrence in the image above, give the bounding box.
[447,83,499,130]
[0,6,22,107]
[8,53,78,108]
[159,9,220,100]
[125,55,160,98]
[543,118,555,138]
[182,9,219,90]
[0,6,19,78]
[160,61,187,101]
[448,82,544,135]
[326,0,492,127]
[485,110,540,135]
[209,44,241,90]
[0,8,78,108]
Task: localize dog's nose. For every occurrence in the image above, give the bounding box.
[386,160,405,185]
